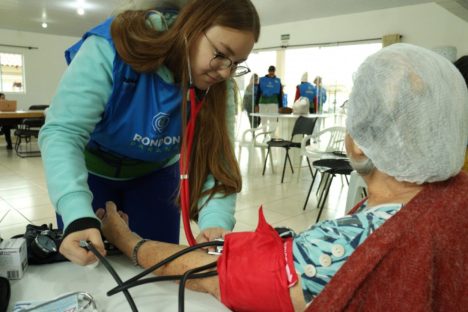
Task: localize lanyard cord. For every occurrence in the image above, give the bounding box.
[180,86,204,246]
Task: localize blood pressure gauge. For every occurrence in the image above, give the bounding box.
[31,231,58,259]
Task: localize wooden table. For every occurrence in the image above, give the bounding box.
[0,110,45,119]
[0,110,45,149]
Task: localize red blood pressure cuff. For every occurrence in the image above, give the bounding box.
[217,208,297,312]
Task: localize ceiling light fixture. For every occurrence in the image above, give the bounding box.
[41,22,48,28]
[77,7,85,15]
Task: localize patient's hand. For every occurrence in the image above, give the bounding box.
[96,201,131,245]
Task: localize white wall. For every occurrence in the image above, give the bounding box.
[1,2,467,110]
[0,29,79,109]
[257,3,468,58]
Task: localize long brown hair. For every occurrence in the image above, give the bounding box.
[111,0,260,221]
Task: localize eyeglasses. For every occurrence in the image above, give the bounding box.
[204,33,251,77]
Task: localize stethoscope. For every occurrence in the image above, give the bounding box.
[179,36,209,246]
[179,85,204,247]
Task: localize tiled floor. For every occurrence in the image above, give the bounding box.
[0,141,54,240]
[0,135,350,244]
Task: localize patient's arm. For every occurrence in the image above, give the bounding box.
[99,202,306,310]
[98,202,220,297]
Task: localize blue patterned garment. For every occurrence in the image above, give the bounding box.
[292,201,403,303]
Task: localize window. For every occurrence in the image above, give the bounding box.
[234,50,277,138]
[233,43,381,138]
[235,50,277,92]
[0,52,25,93]
[284,42,381,112]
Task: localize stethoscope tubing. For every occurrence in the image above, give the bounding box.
[179,86,204,246]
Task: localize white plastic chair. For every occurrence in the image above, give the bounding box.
[299,127,348,215]
[237,124,275,170]
[237,104,279,169]
[297,126,346,181]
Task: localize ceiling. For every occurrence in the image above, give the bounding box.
[0,0,450,38]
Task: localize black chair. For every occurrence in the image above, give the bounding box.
[302,158,353,222]
[262,116,317,183]
[14,105,48,158]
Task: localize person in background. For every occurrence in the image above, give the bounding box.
[255,65,282,135]
[294,72,315,113]
[242,73,259,128]
[38,0,260,266]
[256,65,283,113]
[0,92,13,150]
[96,43,468,311]
[312,76,327,113]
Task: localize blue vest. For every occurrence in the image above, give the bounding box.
[65,18,183,163]
[298,82,315,103]
[259,76,281,97]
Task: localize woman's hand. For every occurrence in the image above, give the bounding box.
[59,228,106,265]
[196,227,231,244]
[96,201,131,246]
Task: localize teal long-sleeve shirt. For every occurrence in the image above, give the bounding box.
[39,35,237,232]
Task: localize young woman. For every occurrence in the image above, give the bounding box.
[39,0,260,265]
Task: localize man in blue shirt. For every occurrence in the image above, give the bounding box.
[256,65,283,112]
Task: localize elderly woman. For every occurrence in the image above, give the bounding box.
[97,44,468,311]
